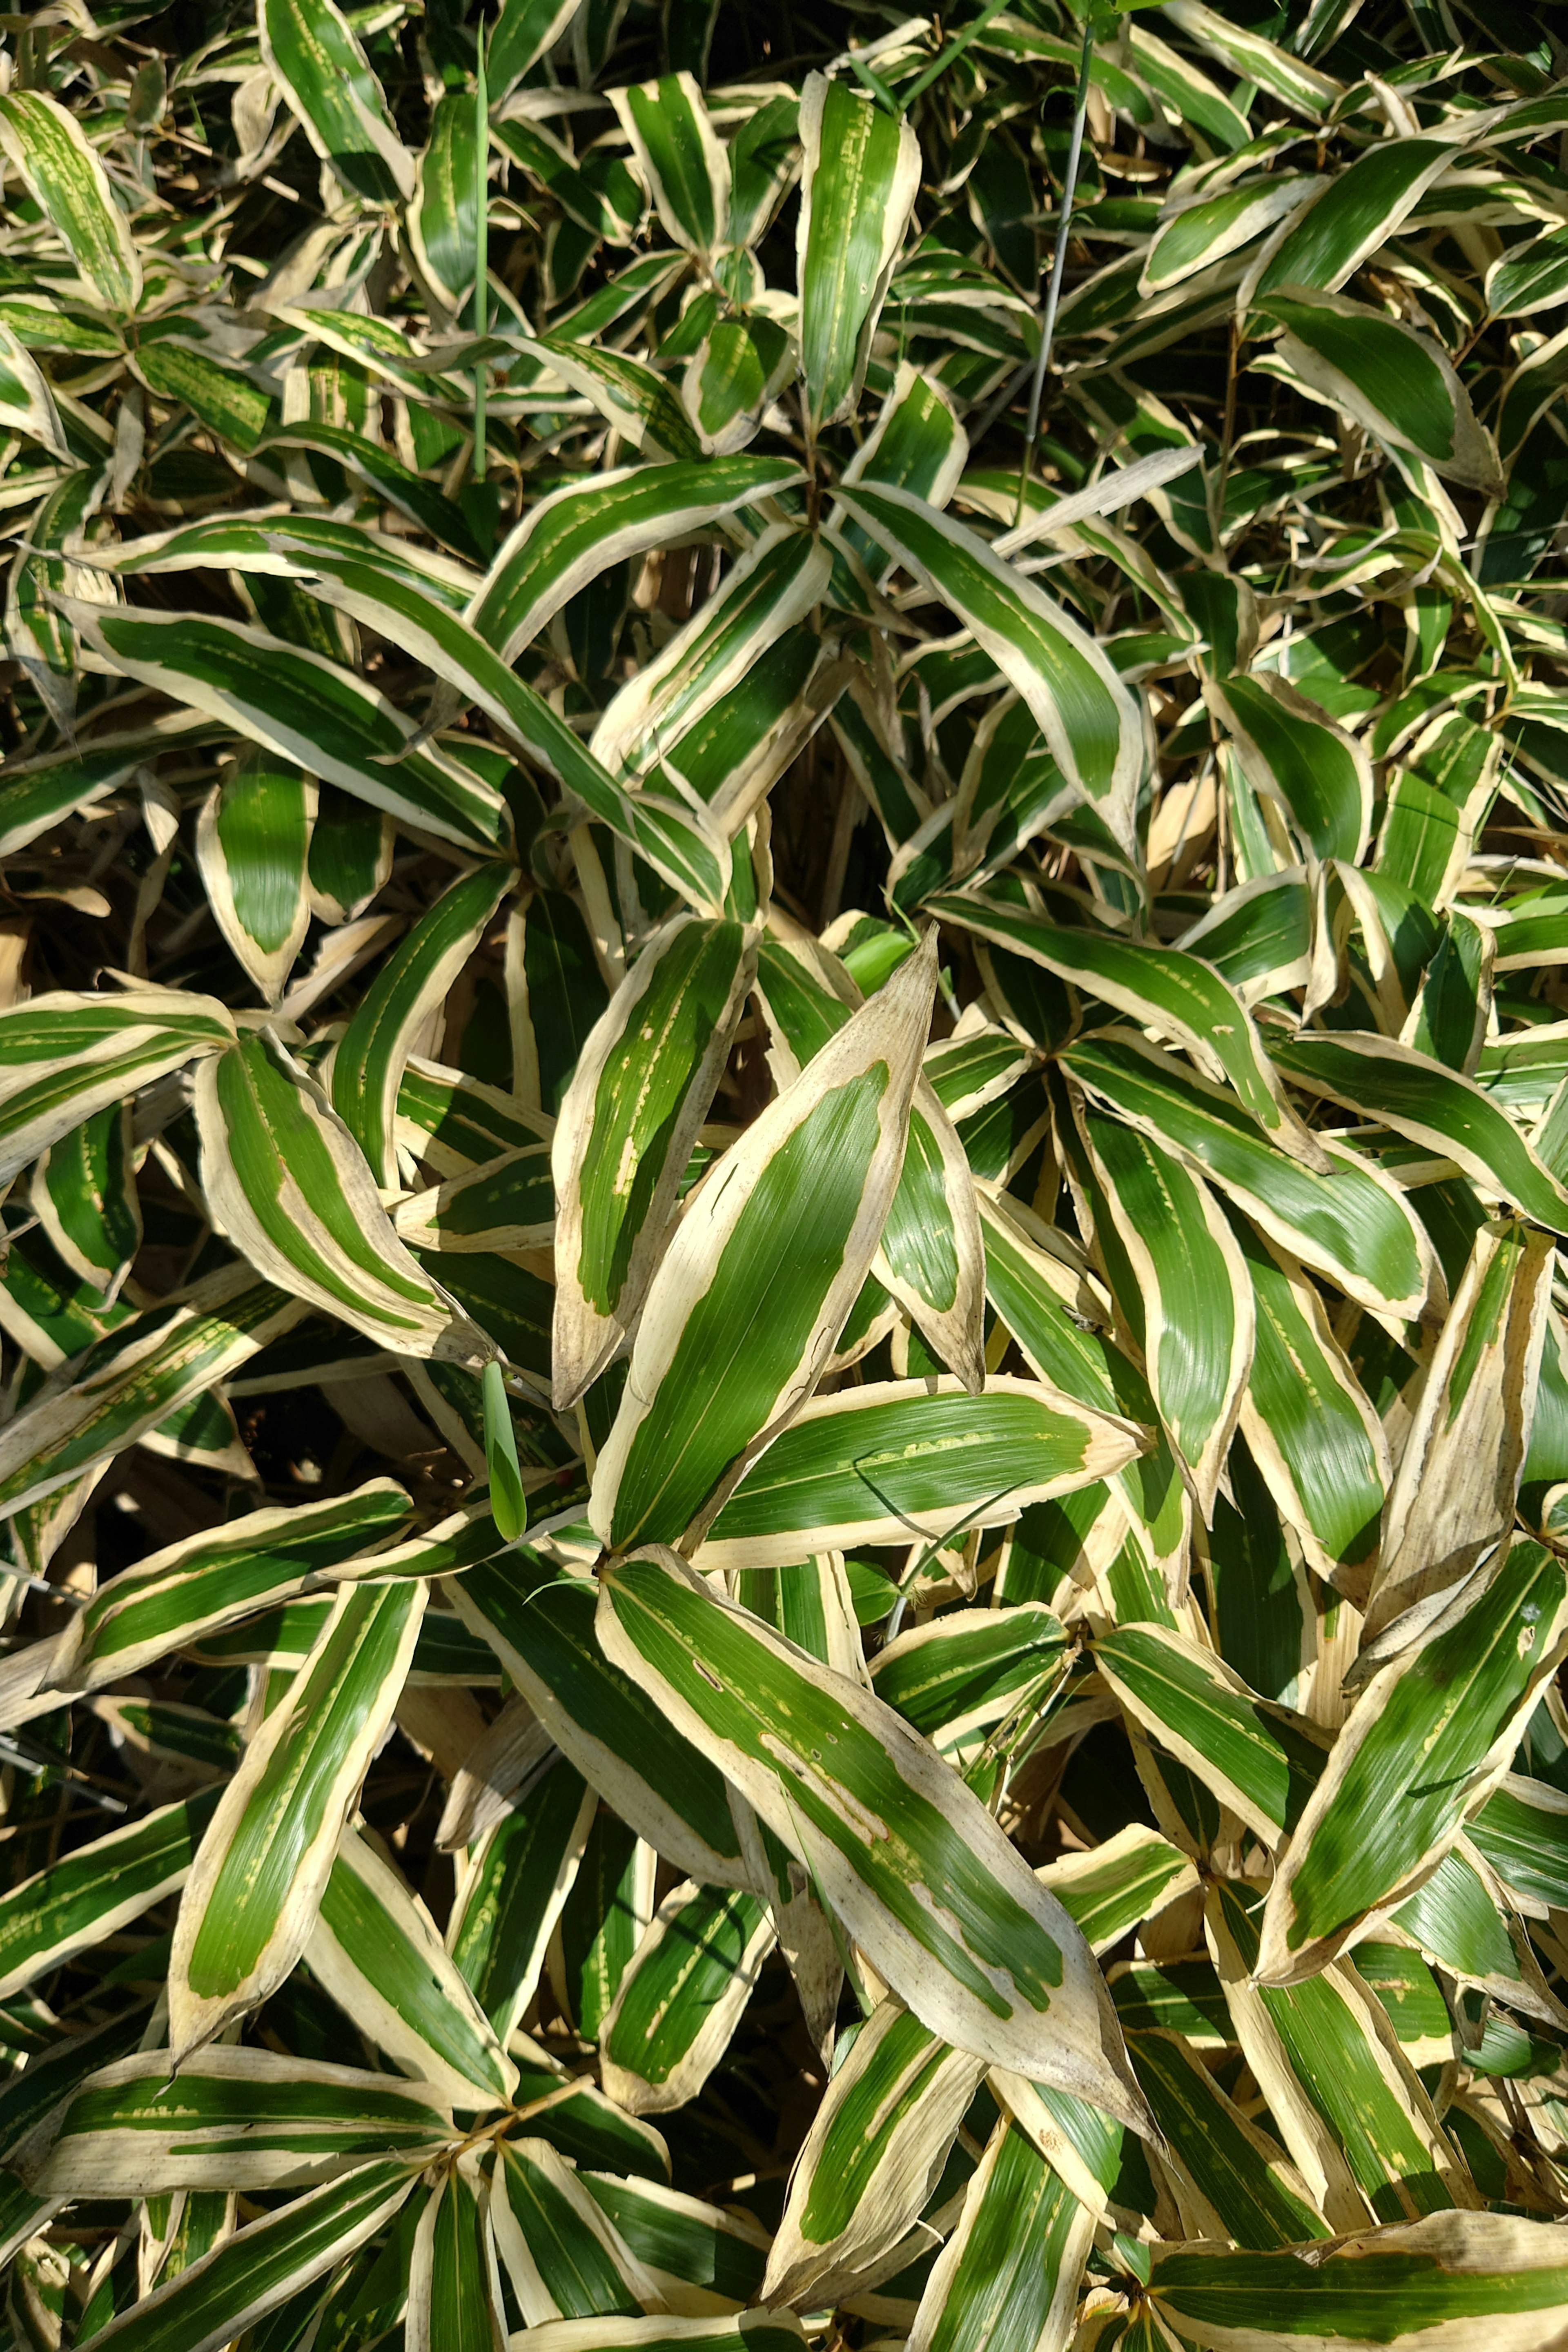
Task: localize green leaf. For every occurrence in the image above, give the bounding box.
[763,2001,986,2308]
[1259,1536,1568,1982]
[600,1880,775,2114]
[258,0,415,203]
[169,1577,428,2060]
[553,913,754,1406]
[481,1356,528,1539]
[198,1030,492,1362]
[1147,2212,1568,2350]
[0,92,141,312]
[596,1550,1150,2125]
[17,2048,451,2195]
[589,933,937,1553]
[86,2163,419,2352]
[797,74,920,430]
[699,1375,1142,1570]
[840,492,1145,860]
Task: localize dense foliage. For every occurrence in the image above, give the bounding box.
[3,0,1568,2346]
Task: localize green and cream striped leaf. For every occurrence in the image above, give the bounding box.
[797,73,920,431]
[410,89,480,314]
[1207,1880,1477,2229]
[449,1555,753,1890]
[753,934,986,1392]
[1271,1029,1568,1233]
[396,1056,551,1176]
[1205,671,1373,867]
[764,2001,985,2309]
[1246,137,1470,305]
[581,2174,771,2318]
[105,508,480,606]
[600,1881,776,2116]
[1064,1029,1440,1325]
[910,2105,1099,2352]
[1145,2210,1568,2352]
[0,1788,220,2001]
[1092,1624,1328,1846]
[491,2135,666,2326]
[553,1814,657,2043]
[553,913,755,1408]
[932,895,1318,1164]
[0,91,141,313]
[1233,1221,1390,1597]
[258,0,415,203]
[329,863,512,1187]
[589,933,937,1554]
[695,1375,1140,1571]
[468,457,802,664]
[610,74,730,256]
[519,335,703,459]
[306,1827,519,2109]
[0,987,233,1189]
[0,317,69,459]
[231,538,730,912]
[869,1602,1069,1768]
[16,2048,452,2195]
[1256,288,1503,498]
[448,1756,597,2042]
[393,1141,555,1256]
[1141,175,1321,298]
[501,2315,808,2352]
[590,526,830,791]
[0,1266,304,1527]
[1080,1109,1253,1517]
[194,755,316,1004]
[31,1100,140,1305]
[838,490,1145,860]
[197,1030,493,1364]
[1365,1218,1555,1652]
[405,2152,506,2352]
[1258,1535,1568,1984]
[1132,2028,1327,2250]
[169,1576,428,2061]
[86,2162,420,2352]
[64,601,509,853]
[41,1481,428,1701]
[596,1550,1150,2124]
[1039,1824,1198,1959]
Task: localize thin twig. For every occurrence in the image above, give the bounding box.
[473,29,489,485]
[1014,13,1096,528]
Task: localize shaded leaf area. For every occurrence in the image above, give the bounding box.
[2,3,1568,2351]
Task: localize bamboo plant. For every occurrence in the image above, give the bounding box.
[0,0,1567,2346]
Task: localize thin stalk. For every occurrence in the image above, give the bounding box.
[1014,12,1095,528]
[472,30,489,483]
